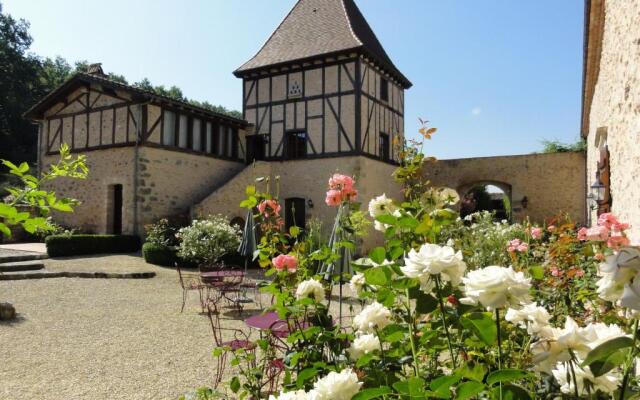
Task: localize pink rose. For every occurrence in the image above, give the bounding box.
[258,199,281,217]
[328,174,354,190]
[272,254,298,272]
[530,227,543,240]
[607,233,630,250]
[550,266,562,277]
[547,225,556,232]
[325,189,343,207]
[597,213,619,229]
[507,239,528,253]
[578,225,609,242]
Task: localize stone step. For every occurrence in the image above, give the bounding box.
[0,270,156,280]
[0,260,45,272]
[0,252,48,264]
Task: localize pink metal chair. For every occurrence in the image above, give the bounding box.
[206,301,256,388]
[176,263,206,313]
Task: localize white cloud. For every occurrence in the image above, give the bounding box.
[471,107,482,116]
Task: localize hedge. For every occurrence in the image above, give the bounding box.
[45,234,141,257]
[142,243,177,267]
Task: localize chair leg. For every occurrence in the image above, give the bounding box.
[181,289,187,313]
[213,351,228,388]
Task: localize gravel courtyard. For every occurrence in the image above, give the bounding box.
[0,254,268,400]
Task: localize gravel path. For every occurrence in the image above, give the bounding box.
[0,254,359,400]
[0,254,266,400]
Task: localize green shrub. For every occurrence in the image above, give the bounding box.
[142,242,177,267]
[45,234,141,257]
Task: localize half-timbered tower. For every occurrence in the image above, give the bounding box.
[234,0,411,164]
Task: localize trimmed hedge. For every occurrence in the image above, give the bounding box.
[142,243,177,267]
[45,234,141,257]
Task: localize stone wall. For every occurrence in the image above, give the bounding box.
[585,0,640,243]
[194,155,401,253]
[41,145,244,236]
[423,152,586,224]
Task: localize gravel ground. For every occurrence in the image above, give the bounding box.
[0,254,358,400]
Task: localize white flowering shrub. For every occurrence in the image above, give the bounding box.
[176,215,240,266]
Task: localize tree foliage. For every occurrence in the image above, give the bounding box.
[539,138,586,153]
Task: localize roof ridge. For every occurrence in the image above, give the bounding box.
[339,0,362,47]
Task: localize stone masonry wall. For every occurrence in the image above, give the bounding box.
[194,156,401,253]
[586,0,640,243]
[423,152,586,224]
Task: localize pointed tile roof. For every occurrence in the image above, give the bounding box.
[234,0,411,88]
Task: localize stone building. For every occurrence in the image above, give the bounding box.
[582,0,640,242]
[24,0,411,250]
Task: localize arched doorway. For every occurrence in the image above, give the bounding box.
[459,181,512,221]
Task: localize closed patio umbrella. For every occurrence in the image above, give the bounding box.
[318,204,353,322]
[237,209,257,274]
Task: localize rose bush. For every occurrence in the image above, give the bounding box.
[201,123,640,400]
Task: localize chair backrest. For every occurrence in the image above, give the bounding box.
[206,301,224,347]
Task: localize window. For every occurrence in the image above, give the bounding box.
[226,127,234,157]
[286,131,307,159]
[285,198,305,231]
[231,128,239,159]
[246,134,266,163]
[192,118,202,151]
[380,77,389,102]
[178,115,188,148]
[205,122,213,153]
[379,132,390,161]
[162,111,176,146]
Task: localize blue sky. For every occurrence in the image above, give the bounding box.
[4,0,584,159]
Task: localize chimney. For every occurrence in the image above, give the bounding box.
[87,63,106,77]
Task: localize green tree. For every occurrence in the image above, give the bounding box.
[539,138,586,153]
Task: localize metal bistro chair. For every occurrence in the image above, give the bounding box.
[176,262,206,313]
[206,300,256,388]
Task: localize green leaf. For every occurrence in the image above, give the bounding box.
[17,162,29,174]
[352,387,392,400]
[456,381,485,399]
[461,312,497,345]
[230,376,240,393]
[394,377,427,397]
[364,267,389,286]
[528,265,545,280]
[289,226,301,238]
[486,369,530,386]
[581,336,634,375]
[245,185,256,196]
[0,203,17,219]
[355,352,375,368]
[0,222,11,238]
[490,384,531,400]
[296,367,318,388]
[461,363,487,382]
[431,374,461,397]
[51,200,74,212]
[368,247,386,264]
[397,216,419,229]
[375,214,396,225]
[415,291,438,314]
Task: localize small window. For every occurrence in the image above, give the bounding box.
[231,128,239,159]
[178,115,188,148]
[380,77,389,102]
[379,132,390,161]
[192,118,202,151]
[162,111,176,146]
[286,131,307,159]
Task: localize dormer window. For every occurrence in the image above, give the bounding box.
[380,77,389,102]
[379,132,390,161]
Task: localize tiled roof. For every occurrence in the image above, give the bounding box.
[234,0,411,88]
[24,73,249,127]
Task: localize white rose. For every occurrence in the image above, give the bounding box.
[269,389,309,400]
[312,369,362,400]
[505,302,551,336]
[368,193,396,218]
[621,278,640,310]
[349,273,366,296]
[552,362,619,395]
[597,248,640,303]
[401,244,467,293]
[583,321,628,351]
[353,301,392,333]
[347,333,380,360]
[460,266,531,310]
[295,279,325,303]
